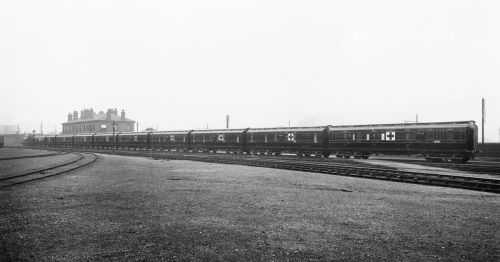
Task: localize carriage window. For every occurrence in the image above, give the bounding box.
[133,136,138,142]
[236,135,240,143]
[446,131,454,141]
[366,134,370,140]
[250,134,254,143]
[170,135,175,142]
[105,137,109,142]
[396,132,406,140]
[314,134,318,143]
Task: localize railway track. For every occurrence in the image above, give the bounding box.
[0,153,98,188]
[35,148,500,194]
[161,154,500,194]
[375,158,500,175]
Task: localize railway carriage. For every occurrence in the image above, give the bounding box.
[191,128,247,153]
[328,121,477,162]
[150,130,192,152]
[54,134,75,148]
[118,132,151,150]
[93,133,116,149]
[73,134,95,148]
[0,135,4,148]
[246,126,330,157]
[46,136,57,148]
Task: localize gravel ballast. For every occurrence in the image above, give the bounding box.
[0,153,499,261]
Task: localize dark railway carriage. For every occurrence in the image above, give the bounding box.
[55,134,75,148]
[31,136,45,147]
[191,128,247,153]
[93,133,117,149]
[118,132,151,150]
[328,121,477,162]
[246,126,330,157]
[73,134,95,148]
[150,131,192,152]
[46,136,57,148]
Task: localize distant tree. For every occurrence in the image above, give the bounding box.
[143,127,156,132]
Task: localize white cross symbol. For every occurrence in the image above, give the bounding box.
[385,131,396,141]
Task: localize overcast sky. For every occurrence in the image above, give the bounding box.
[1,0,499,141]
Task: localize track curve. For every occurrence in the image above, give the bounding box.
[0,153,98,188]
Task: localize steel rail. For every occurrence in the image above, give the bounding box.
[374,158,500,175]
[0,153,98,188]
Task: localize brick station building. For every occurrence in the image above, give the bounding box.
[62,108,135,134]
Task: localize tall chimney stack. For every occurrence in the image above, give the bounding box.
[68,113,73,122]
[226,115,229,129]
[482,98,485,153]
[73,111,78,120]
[106,109,112,120]
[121,110,126,120]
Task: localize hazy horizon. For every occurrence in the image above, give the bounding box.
[1,1,499,141]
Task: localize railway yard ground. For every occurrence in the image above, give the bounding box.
[0,148,59,159]
[0,149,499,261]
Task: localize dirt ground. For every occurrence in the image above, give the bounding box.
[0,148,56,159]
[0,153,499,261]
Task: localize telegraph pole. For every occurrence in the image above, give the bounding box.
[482,98,485,153]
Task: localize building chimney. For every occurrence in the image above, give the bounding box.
[226,114,229,129]
[68,113,73,122]
[81,110,84,119]
[90,108,95,118]
[107,109,112,120]
[114,108,118,115]
[73,111,78,120]
[121,110,126,120]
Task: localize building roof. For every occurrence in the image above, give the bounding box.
[63,114,135,124]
